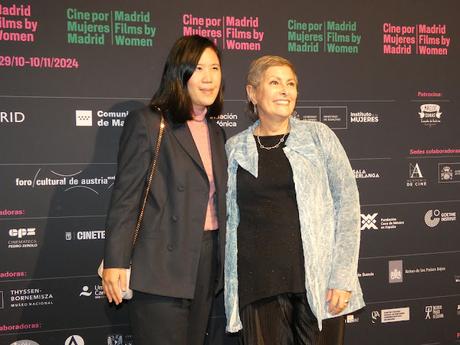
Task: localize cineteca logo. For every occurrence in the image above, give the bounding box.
[388,260,403,283]
[361,213,378,230]
[75,110,92,126]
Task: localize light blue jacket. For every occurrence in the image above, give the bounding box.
[224,117,365,332]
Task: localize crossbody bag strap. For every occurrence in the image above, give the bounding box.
[131,113,166,247]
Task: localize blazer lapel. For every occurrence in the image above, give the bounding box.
[170,123,207,177]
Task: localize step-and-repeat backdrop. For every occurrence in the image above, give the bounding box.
[1,0,459,344]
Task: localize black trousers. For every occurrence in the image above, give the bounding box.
[240,293,345,345]
[129,231,218,345]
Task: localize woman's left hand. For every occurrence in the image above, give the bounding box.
[326,288,351,315]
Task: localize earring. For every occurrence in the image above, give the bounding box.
[253,104,258,115]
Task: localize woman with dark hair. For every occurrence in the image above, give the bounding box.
[224,56,364,344]
[102,35,227,345]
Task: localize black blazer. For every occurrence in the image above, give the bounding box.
[104,107,227,299]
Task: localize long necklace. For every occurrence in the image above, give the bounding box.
[256,127,288,150]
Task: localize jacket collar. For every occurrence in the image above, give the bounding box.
[232,117,319,177]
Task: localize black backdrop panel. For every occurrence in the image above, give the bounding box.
[1,1,459,344]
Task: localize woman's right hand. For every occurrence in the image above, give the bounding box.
[102,268,128,305]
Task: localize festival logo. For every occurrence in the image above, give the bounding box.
[183,14,264,51]
[66,8,156,47]
[287,19,361,54]
[383,23,451,55]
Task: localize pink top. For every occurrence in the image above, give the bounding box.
[187,112,218,231]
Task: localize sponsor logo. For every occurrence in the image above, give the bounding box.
[381,307,410,323]
[294,106,347,129]
[64,335,84,345]
[389,260,403,283]
[9,288,54,308]
[419,104,442,127]
[0,111,26,124]
[75,110,92,126]
[108,335,123,345]
[425,305,444,319]
[361,213,405,231]
[361,213,378,230]
[424,209,457,228]
[371,310,380,324]
[65,230,105,241]
[79,286,92,297]
[353,169,380,179]
[439,163,460,183]
[79,285,105,299]
[455,275,460,283]
[440,165,453,181]
[107,334,134,345]
[15,167,115,195]
[350,111,379,123]
[406,163,427,187]
[10,341,40,345]
[345,314,359,323]
[7,227,38,249]
[8,228,36,238]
